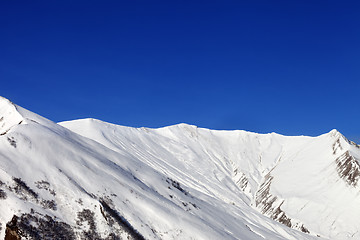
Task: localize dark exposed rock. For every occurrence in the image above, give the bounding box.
[233,168,249,192]
[77,209,101,240]
[332,138,343,155]
[40,199,57,210]
[104,233,121,240]
[237,174,248,192]
[0,189,7,199]
[5,213,75,240]
[11,177,38,200]
[256,174,276,214]
[189,202,199,209]
[35,180,56,196]
[4,206,146,240]
[99,199,146,240]
[255,173,310,234]
[336,151,360,186]
[7,137,16,148]
[0,180,7,199]
[166,178,189,196]
[9,178,57,211]
[5,217,20,240]
[76,198,84,205]
[277,210,291,228]
[301,224,310,234]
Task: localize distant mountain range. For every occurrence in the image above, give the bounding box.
[0,96,359,240]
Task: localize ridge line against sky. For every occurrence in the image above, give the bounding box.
[1,1,360,142]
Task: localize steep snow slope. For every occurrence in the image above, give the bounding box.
[0,96,357,239]
[0,98,316,240]
[60,118,360,240]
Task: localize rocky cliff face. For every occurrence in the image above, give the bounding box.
[255,173,310,234]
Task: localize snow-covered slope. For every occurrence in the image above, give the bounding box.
[0,96,359,239]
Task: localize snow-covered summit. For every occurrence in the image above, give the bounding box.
[0,97,25,135]
[0,96,359,240]
[0,97,59,135]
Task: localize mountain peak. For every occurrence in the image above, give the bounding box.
[0,96,25,135]
[0,96,60,135]
[0,96,14,105]
[328,128,350,143]
[329,129,340,135]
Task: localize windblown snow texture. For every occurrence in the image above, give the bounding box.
[0,96,359,239]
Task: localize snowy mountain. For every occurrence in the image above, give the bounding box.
[0,96,359,240]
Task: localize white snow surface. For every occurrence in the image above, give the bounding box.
[0,96,359,239]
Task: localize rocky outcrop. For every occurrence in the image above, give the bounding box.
[231,159,251,197]
[4,205,146,240]
[5,213,75,240]
[255,173,310,234]
[5,217,20,240]
[336,151,360,187]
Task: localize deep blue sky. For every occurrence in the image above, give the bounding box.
[1,1,360,141]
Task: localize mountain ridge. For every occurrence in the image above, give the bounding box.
[60,117,342,139]
[0,96,359,239]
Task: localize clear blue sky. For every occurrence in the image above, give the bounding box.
[1,1,360,141]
